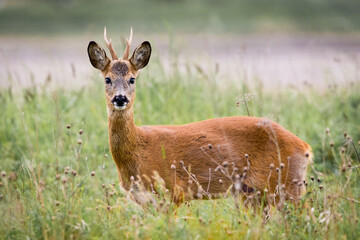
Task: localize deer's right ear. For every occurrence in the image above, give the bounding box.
[87,41,110,71]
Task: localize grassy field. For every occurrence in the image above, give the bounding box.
[1,1,360,238]
[1,0,360,35]
[0,48,359,239]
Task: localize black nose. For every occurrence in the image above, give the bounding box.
[111,95,129,106]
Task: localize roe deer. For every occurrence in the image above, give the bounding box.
[87,28,312,202]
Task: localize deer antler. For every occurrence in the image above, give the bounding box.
[104,27,118,60]
[122,27,133,60]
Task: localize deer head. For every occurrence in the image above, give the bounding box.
[87,28,151,114]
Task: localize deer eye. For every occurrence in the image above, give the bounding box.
[129,78,135,84]
[105,77,112,84]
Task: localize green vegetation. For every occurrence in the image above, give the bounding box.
[0,51,359,239]
[1,0,360,35]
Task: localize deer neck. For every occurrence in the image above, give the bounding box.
[108,107,139,186]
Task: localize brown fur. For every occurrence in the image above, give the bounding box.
[111,62,129,76]
[87,31,311,202]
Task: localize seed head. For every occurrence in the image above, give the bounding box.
[330,142,334,147]
[344,132,347,138]
[77,139,82,145]
[256,191,261,196]
[91,171,95,177]
[317,177,321,183]
[347,162,352,168]
[79,129,83,135]
[55,201,60,206]
[56,174,61,180]
[319,185,323,190]
[61,177,67,184]
[208,144,213,149]
[109,192,114,197]
[170,164,176,170]
[276,167,279,173]
[179,160,184,166]
[222,161,228,168]
[130,176,135,181]
[305,152,310,158]
[280,163,285,169]
[243,166,248,172]
[102,184,106,188]
[269,163,274,169]
[292,178,298,184]
[310,176,315,181]
[325,128,330,134]
[219,179,223,184]
[297,182,302,187]
[66,124,71,129]
[341,147,346,154]
[188,179,193,185]
[1,171,6,178]
[107,206,111,211]
[264,188,268,193]
[245,154,249,159]
[341,164,347,172]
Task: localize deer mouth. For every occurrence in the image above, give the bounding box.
[113,101,128,110]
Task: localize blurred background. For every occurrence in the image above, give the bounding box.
[0,0,359,89]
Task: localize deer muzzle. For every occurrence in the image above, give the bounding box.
[111,94,129,110]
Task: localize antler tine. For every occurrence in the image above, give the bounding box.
[122,27,133,60]
[104,27,118,60]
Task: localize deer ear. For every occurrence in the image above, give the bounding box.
[130,41,151,70]
[87,41,110,71]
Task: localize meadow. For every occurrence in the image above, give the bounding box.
[0,52,359,239]
[1,0,360,239]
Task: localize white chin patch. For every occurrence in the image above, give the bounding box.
[113,103,127,110]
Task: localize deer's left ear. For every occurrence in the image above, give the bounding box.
[130,41,151,70]
[87,41,111,71]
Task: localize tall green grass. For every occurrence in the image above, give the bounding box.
[0,56,359,239]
